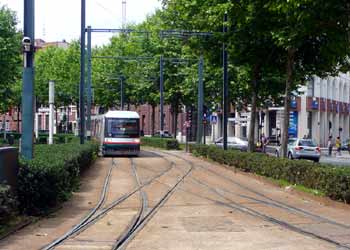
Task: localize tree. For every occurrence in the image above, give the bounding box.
[0,5,21,113]
[162,0,285,150]
[267,0,350,157]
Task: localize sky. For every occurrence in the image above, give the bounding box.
[0,0,161,46]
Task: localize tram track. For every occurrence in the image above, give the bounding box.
[151,150,350,249]
[42,151,190,250]
[112,158,148,249]
[113,155,194,250]
[42,158,117,250]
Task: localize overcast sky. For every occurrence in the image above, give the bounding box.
[0,0,161,45]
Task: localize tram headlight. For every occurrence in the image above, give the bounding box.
[134,138,140,144]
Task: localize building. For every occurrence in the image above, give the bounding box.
[35,39,69,51]
[212,73,350,147]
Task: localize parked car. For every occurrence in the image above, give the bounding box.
[154,130,172,138]
[275,138,321,162]
[214,137,248,151]
[340,139,350,151]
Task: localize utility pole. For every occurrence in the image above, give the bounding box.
[196,55,204,144]
[80,0,86,144]
[21,0,35,159]
[86,26,92,140]
[160,55,164,136]
[223,13,229,150]
[120,76,124,110]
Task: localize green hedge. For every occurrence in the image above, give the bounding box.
[36,133,75,144]
[190,144,350,204]
[0,185,17,224]
[18,141,99,215]
[141,137,180,150]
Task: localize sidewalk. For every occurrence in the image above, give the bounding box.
[320,148,350,159]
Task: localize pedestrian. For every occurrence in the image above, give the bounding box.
[335,136,341,156]
[327,136,333,156]
[261,133,268,153]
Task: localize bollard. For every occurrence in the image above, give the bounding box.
[0,147,19,189]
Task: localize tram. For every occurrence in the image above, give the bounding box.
[91,111,140,156]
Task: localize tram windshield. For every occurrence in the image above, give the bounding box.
[105,118,139,138]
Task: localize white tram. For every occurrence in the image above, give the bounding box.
[91,111,140,156]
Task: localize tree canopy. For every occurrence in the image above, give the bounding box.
[0,5,21,113]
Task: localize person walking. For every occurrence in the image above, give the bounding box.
[261,133,268,153]
[327,136,333,156]
[335,136,341,156]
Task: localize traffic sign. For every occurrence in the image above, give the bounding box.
[210,115,218,124]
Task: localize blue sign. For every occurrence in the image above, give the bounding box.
[290,100,297,109]
[288,111,298,137]
[312,100,319,109]
[210,115,218,124]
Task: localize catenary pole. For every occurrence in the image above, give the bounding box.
[223,13,229,150]
[86,26,92,140]
[160,55,164,136]
[80,0,86,144]
[196,54,204,144]
[21,0,35,159]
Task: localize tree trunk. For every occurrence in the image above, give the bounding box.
[17,105,20,132]
[55,107,59,134]
[151,104,156,136]
[66,106,70,134]
[281,48,296,158]
[2,116,6,140]
[248,65,260,152]
[173,107,178,139]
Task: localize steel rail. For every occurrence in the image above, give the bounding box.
[158,150,350,229]
[156,150,350,249]
[41,158,116,250]
[112,158,148,249]
[113,156,194,250]
[59,155,175,240]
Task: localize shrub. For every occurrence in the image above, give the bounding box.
[190,144,350,204]
[18,141,99,215]
[141,137,180,150]
[0,184,17,224]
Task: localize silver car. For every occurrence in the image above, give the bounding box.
[275,138,321,162]
[214,137,248,151]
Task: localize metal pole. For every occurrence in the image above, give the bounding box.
[196,55,204,144]
[185,127,189,152]
[223,13,229,150]
[86,26,92,140]
[80,0,86,144]
[120,76,124,110]
[49,81,55,145]
[21,0,35,159]
[160,55,164,136]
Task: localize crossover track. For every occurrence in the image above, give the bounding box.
[42,153,193,250]
[152,150,350,250]
[113,156,193,250]
[42,158,116,250]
